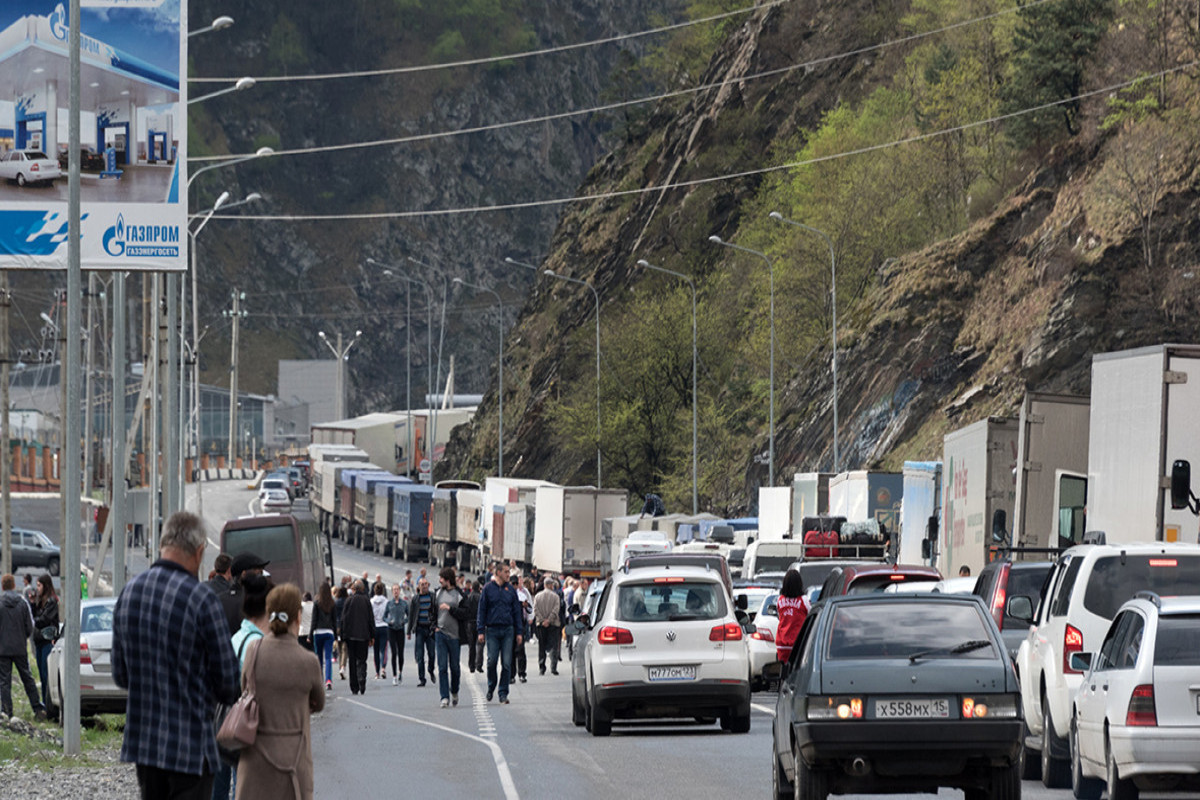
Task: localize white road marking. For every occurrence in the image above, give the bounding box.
[753,702,776,716]
[346,691,518,800]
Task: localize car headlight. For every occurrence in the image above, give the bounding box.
[808,696,864,720]
[960,694,1019,719]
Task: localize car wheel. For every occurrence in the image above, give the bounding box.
[794,739,828,800]
[571,682,585,727]
[1041,694,1070,788]
[1019,718,1041,780]
[772,745,794,800]
[47,557,60,577]
[1106,735,1138,800]
[719,714,732,731]
[16,173,26,187]
[1071,715,1103,800]
[589,693,611,737]
[728,708,751,734]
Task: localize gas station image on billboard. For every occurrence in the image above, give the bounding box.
[0,1,181,203]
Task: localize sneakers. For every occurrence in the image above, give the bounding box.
[486,690,494,702]
[417,680,427,687]
[339,668,346,680]
[499,697,510,704]
[440,698,449,708]
[519,676,527,683]
[326,680,332,691]
[452,694,458,707]
[392,676,398,686]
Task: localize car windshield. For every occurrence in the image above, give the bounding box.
[1082,555,1200,619]
[845,574,939,594]
[1153,614,1200,666]
[27,151,48,160]
[826,601,996,660]
[81,604,114,633]
[616,580,726,622]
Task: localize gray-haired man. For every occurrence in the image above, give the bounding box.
[532,577,562,676]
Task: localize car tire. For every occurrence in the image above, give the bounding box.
[1071,715,1103,800]
[794,739,828,800]
[772,746,794,800]
[16,173,26,187]
[1019,718,1041,780]
[47,557,60,577]
[589,694,611,737]
[1106,735,1138,800]
[728,709,751,734]
[1041,694,1070,788]
[571,682,585,727]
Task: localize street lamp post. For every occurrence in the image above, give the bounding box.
[769,212,839,472]
[188,15,233,37]
[224,291,247,463]
[318,329,362,421]
[636,259,698,514]
[708,235,775,487]
[452,277,504,477]
[406,257,450,468]
[188,76,256,105]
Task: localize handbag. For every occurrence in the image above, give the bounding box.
[216,634,262,754]
[39,626,58,643]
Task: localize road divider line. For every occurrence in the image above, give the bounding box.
[752,702,775,716]
[345,694,518,799]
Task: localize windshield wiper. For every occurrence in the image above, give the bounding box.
[908,639,992,663]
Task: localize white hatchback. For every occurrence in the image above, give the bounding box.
[1070,592,1200,800]
[578,562,753,736]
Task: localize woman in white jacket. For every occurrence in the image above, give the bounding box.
[370,583,389,680]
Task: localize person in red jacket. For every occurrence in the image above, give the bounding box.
[775,568,809,669]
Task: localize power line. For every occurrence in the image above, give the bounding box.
[190,0,791,84]
[207,64,1196,223]
[189,0,1054,163]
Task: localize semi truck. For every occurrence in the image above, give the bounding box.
[532,486,628,577]
[481,478,556,571]
[313,460,381,539]
[352,473,410,550]
[390,484,435,563]
[1011,392,1090,551]
[393,407,478,480]
[939,417,1019,578]
[1087,344,1200,543]
[312,413,407,475]
[307,445,368,535]
[757,486,792,541]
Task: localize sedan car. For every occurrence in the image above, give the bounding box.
[9,526,60,576]
[772,593,1022,800]
[1070,592,1200,800]
[0,150,62,186]
[259,487,292,510]
[47,598,126,716]
[572,562,753,736]
[57,148,105,171]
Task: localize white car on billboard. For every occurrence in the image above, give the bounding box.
[0,150,62,186]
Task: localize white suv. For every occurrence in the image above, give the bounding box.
[1070,592,1200,800]
[1015,542,1200,788]
[577,562,753,736]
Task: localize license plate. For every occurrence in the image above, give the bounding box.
[648,665,697,681]
[874,698,951,718]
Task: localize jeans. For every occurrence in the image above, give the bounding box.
[0,653,44,717]
[373,625,389,676]
[347,639,370,694]
[413,627,435,683]
[35,641,53,709]
[313,631,335,683]
[435,631,461,701]
[484,626,514,699]
[387,628,406,677]
[465,622,479,671]
[512,631,527,678]
[536,624,561,672]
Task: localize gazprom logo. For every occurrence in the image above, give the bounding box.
[103,215,180,259]
[103,214,126,256]
[50,4,68,40]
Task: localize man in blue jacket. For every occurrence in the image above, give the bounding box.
[476,561,524,704]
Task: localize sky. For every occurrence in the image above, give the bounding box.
[5,0,182,74]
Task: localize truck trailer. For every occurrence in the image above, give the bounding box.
[940,417,1019,578]
[1011,392,1090,551]
[532,486,628,576]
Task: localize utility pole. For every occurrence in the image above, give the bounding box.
[0,271,9,577]
[148,276,160,554]
[83,272,95,498]
[225,290,246,464]
[111,273,126,592]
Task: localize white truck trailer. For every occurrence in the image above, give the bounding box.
[899,461,941,565]
[940,417,1019,578]
[1011,392,1090,551]
[757,486,792,541]
[790,472,833,537]
[533,486,628,577]
[311,413,406,475]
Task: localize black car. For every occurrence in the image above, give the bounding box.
[972,558,1054,660]
[57,148,106,171]
[772,593,1022,800]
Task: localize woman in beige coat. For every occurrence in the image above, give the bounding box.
[236,583,325,800]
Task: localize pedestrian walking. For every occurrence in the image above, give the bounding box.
[463,580,482,673]
[370,583,389,680]
[434,567,467,708]
[533,577,562,676]
[334,585,349,681]
[311,581,338,692]
[383,584,408,685]
[299,591,314,651]
[340,580,375,695]
[112,511,240,799]
[217,552,269,635]
[476,563,524,704]
[511,576,533,683]
[31,574,58,713]
[0,573,46,721]
[234,583,324,800]
[408,578,436,686]
[213,573,271,800]
[21,573,36,606]
[399,570,414,601]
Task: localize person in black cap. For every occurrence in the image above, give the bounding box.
[217,552,269,635]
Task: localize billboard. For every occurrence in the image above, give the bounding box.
[0,0,187,271]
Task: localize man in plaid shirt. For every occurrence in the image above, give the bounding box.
[113,511,240,799]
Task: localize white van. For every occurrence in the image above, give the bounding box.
[615,530,673,567]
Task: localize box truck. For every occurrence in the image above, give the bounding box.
[757,486,792,541]
[1087,344,1200,543]
[940,417,1019,578]
[1011,392,1090,551]
[312,413,407,474]
[791,472,833,537]
[899,461,941,565]
[533,487,628,576]
[828,471,903,534]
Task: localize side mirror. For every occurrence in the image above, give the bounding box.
[1171,460,1192,510]
[735,594,748,611]
[1069,651,1093,672]
[921,539,932,560]
[1007,595,1034,623]
[991,509,1008,544]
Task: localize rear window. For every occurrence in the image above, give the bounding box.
[754,555,799,573]
[1004,565,1053,629]
[224,524,297,565]
[616,580,726,622]
[1082,555,1200,619]
[81,604,114,633]
[827,602,996,660]
[1154,614,1200,666]
[845,574,939,595]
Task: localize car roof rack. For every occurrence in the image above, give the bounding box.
[1132,590,1162,609]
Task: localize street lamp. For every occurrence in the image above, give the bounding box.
[318,329,363,421]
[407,256,451,467]
[187,146,274,188]
[189,15,234,37]
[541,267,603,488]
[708,235,775,487]
[188,76,256,105]
[452,277,505,477]
[769,212,840,472]
[636,259,698,514]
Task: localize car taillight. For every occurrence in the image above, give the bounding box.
[597,626,633,645]
[1063,624,1083,674]
[752,627,775,642]
[80,642,91,665]
[991,586,1007,630]
[31,163,40,172]
[1125,684,1157,726]
[710,622,743,642]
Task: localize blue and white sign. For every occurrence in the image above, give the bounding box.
[0,0,187,271]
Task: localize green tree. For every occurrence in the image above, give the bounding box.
[267,15,309,75]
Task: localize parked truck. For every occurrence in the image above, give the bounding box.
[828,471,904,535]
[899,461,942,565]
[337,467,390,542]
[391,483,435,563]
[1087,344,1200,543]
[533,486,628,577]
[757,486,792,541]
[314,460,382,539]
[393,407,478,481]
[312,413,407,474]
[354,473,410,551]
[480,478,556,571]
[433,488,483,569]
[791,472,833,537]
[939,417,1019,578]
[307,445,369,535]
[1011,392,1090,551]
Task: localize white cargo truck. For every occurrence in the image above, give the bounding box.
[791,472,833,537]
[757,486,792,541]
[1087,344,1200,543]
[828,471,904,533]
[312,413,407,474]
[533,486,628,577]
[899,461,941,565]
[940,417,1019,578]
[1011,392,1090,551]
